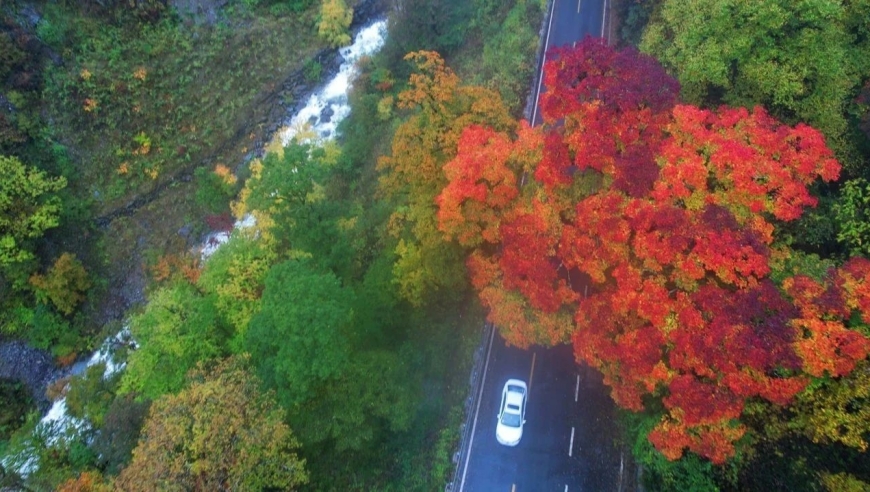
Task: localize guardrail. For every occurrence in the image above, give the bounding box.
[446,321,493,492]
[523,0,557,123]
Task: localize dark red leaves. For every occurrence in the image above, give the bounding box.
[435,40,866,465]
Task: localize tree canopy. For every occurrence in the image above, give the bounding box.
[377,51,514,305]
[115,356,307,491]
[639,0,870,173]
[120,281,229,400]
[244,258,354,407]
[436,38,870,464]
[0,155,66,285]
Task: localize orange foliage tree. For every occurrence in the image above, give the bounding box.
[56,472,112,492]
[436,38,870,464]
[29,252,91,315]
[377,51,514,305]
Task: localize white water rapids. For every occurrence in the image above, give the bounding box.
[201,19,386,258]
[2,18,387,476]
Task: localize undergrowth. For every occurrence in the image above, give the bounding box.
[42,5,324,215]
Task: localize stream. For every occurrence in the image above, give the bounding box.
[1,18,387,477]
[201,19,386,257]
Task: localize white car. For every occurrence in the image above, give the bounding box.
[496,379,527,446]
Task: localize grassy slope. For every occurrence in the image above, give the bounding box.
[35,4,331,337]
[45,8,322,212]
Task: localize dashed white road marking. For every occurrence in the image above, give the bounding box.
[529,352,537,393]
[575,374,580,402]
[569,426,576,457]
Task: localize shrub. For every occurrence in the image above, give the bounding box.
[65,364,120,428]
[0,378,34,441]
[91,394,150,476]
[318,0,353,48]
[29,253,91,316]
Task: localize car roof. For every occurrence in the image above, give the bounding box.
[503,379,526,409]
[505,391,524,408]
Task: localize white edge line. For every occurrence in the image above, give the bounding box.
[577,0,582,14]
[601,0,607,38]
[531,0,558,126]
[569,426,575,457]
[565,486,569,492]
[459,325,497,492]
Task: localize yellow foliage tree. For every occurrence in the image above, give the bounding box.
[377,51,514,305]
[819,472,870,492]
[198,234,277,336]
[318,0,353,48]
[787,359,870,451]
[115,356,307,491]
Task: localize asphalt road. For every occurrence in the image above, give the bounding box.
[531,0,608,126]
[453,1,635,491]
[457,330,630,492]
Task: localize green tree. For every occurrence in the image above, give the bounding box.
[0,378,33,441]
[0,155,66,286]
[91,394,150,476]
[0,32,26,84]
[115,356,307,491]
[119,281,229,400]
[290,349,418,450]
[382,0,471,66]
[835,178,870,256]
[242,143,330,248]
[244,258,353,407]
[65,363,118,428]
[640,0,868,170]
[241,141,364,278]
[477,1,542,110]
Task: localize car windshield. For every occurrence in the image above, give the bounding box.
[500,410,522,427]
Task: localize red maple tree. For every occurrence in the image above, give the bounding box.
[436,38,869,464]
